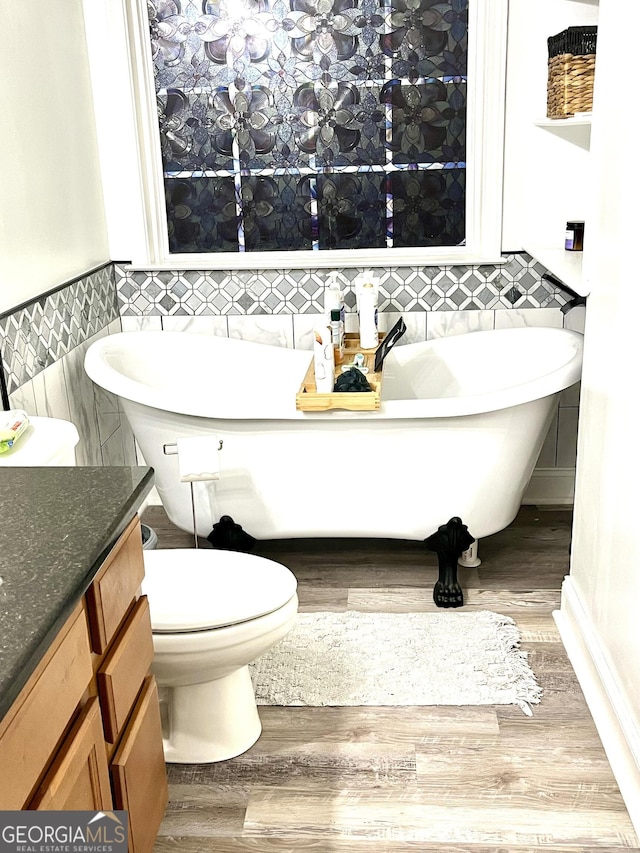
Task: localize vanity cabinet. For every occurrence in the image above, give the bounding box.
[86,514,168,853]
[0,513,167,853]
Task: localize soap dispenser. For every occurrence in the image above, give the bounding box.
[324,271,346,327]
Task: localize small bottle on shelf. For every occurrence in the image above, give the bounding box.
[565,221,585,251]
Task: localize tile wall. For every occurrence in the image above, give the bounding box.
[116,253,567,317]
[0,264,136,467]
[0,254,583,501]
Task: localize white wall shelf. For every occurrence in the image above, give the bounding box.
[533,115,592,151]
[534,113,592,128]
[525,244,589,296]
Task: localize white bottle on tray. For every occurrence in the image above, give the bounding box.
[358,282,378,349]
[313,323,335,392]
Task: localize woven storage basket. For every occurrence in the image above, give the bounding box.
[547,26,597,119]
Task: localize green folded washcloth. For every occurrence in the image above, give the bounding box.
[0,409,30,453]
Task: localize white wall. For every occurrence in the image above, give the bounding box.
[0,0,109,315]
[82,0,149,263]
[552,0,640,836]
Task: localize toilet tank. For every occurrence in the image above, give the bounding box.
[0,416,79,466]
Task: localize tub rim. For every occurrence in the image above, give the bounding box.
[84,326,584,421]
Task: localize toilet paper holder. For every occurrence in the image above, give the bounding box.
[162,440,224,549]
[163,440,224,455]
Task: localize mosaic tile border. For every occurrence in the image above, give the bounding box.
[0,264,119,396]
[114,253,567,316]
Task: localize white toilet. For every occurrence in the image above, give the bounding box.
[141,547,298,764]
[1,414,296,763]
[0,416,79,465]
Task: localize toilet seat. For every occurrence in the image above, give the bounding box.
[142,548,297,633]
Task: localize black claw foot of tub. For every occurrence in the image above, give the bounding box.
[432,576,464,608]
[207,515,257,552]
[424,516,475,608]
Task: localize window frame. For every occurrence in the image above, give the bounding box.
[118,0,508,271]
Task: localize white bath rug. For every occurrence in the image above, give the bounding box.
[250,610,542,716]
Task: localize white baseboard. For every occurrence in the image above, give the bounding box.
[554,577,640,838]
[523,467,575,505]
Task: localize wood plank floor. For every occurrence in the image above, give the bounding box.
[144,505,640,852]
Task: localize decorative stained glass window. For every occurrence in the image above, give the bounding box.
[148,0,468,254]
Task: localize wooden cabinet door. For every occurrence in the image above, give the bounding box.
[86,516,145,654]
[30,697,112,811]
[0,603,92,809]
[97,595,154,744]
[111,675,168,853]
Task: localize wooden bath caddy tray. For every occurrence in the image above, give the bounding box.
[296,333,383,412]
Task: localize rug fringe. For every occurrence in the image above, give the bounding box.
[482,610,543,715]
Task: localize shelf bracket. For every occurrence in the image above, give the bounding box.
[542,272,580,300]
[542,273,587,314]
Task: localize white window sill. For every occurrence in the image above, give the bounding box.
[124,249,508,272]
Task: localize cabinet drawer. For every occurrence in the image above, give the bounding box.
[112,675,168,853]
[0,604,92,808]
[86,516,145,654]
[97,596,154,744]
[30,697,112,811]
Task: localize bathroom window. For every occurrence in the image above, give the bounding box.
[119,0,507,268]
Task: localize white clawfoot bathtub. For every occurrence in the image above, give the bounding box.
[85,327,583,544]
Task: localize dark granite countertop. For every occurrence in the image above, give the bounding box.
[0,466,154,721]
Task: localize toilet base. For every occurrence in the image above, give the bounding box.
[160,665,262,763]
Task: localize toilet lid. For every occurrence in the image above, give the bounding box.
[141,549,298,632]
